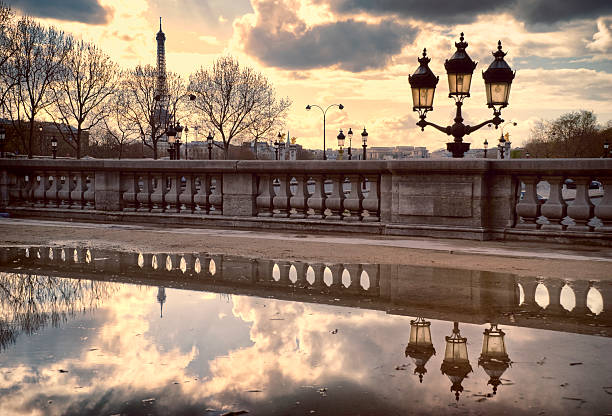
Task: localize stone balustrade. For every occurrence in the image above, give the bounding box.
[1,158,611,244]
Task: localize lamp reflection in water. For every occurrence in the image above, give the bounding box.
[478,323,511,395]
[440,321,473,401]
[405,317,436,383]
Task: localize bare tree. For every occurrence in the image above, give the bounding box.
[189,56,290,159]
[47,40,117,159]
[0,1,16,107]
[123,65,186,159]
[102,79,136,159]
[1,16,70,158]
[247,90,291,159]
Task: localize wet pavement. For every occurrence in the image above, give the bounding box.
[0,246,611,415]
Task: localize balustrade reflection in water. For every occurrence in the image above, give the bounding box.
[0,246,611,415]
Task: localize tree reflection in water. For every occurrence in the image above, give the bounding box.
[0,271,115,350]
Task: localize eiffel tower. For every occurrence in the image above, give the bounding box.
[154,17,169,131]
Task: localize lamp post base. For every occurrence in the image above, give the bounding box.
[447,141,470,158]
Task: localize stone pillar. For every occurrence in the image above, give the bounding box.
[379,173,392,223]
[540,176,567,230]
[566,280,590,316]
[516,176,541,229]
[0,170,8,209]
[567,176,594,232]
[222,172,256,216]
[95,170,121,212]
[544,278,566,315]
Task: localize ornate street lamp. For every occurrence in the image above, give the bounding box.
[478,323,511,395]
[405,317,436,383]
[498,121,517,159]
[361,128,368,160]
[167,124,177,160]
[483,139,488,158]
[51,136,58,159]
[207,132,214,160]
[184,126,189,160]
[306,103,344,160]
[175,122,183,160]
[409,34,515,158]
[0,125,6,157]
[347,128,353,160]
[337,129,345,160]
[440,322,473,401]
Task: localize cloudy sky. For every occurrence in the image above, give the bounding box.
[9,0,612,151]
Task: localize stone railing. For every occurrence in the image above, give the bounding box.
[1,158,611,244]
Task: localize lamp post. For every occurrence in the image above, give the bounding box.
[175,122,183,160]
[39,125,44,156]
[525,150,530,158]
[440,322,473,401]
[604,140,609,158]
[483,139,488,158]
[184,126,189,160]
[337,129,345,160]
[51,136,58,159]
[361,128,368,160]
[207,132,214,160]
[498,121,517,159]
[273,139,279,160]
[167,124,177,160]
[409,35,515,158]
[0,125,6,157]
[478,323,511,395]
[347,128,353,160]
[306,103,344,160]
[405,317,436,383]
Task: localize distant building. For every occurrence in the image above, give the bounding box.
[0,119,89,157]
[368,145,429,160]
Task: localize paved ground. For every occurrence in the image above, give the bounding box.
[1,218,611,281]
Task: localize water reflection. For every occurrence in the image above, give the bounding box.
[0,246,610,415]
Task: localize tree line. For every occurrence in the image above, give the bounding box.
[524,110,612,158]
[0,2,291,159]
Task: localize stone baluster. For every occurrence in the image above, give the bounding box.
[594,175,612,232]
[362,176,380,222]
[209,255,223,277]
[566,280,591,316]
[179,174,196,213]
[150,173,166,213]
[326,264,343,289]
[543,278,566,315]
[540,176,567,230]
[256,174,275,217]
[20,174,34,206]
[309,263,326,288]
[292,262,309,287]
[82,173,95,209]
[343,264,361,292]
[121,173,138,212]
[136,174,152,212]
[57,171,73,208]
[165,174,180,213]
[289,175,310,219]
[70,173,86,209]
[517,276,539,311]
[193,175,210,214]
[272,175,291,218]
[8,173,25,207]
[33,172,48,207]
[325,175,345,220]
[567,176,594,231]
[44,172,60,208]
[343,175,363,221]
[209,175,223,215]
[591,282,612,321]
[515,176,541,229]
[307,175,326,219]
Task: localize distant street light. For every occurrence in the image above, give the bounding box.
[483,139,488,158]
[167,124,177,160]
[409,35,515,158]
[337,129,345,160]
[175,122,183,160]
[604,140,609,158]
[51,136,58,159]
[0,125,6,157]
[498,121,517,159]
[361,128,368,160]
[207,132,214,160]
[306,103,344,160]
[347,128,353,160]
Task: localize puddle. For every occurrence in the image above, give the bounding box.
[0,246,610,415]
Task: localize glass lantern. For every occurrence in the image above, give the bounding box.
[478,323,511,395]
[482,41,515,109]
[405,317,436,383]
[444,33,477,99]
[409,48,439,114]
[440,321,473,401]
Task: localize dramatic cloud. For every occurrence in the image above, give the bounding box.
[11,0,111,24]
[245,19,416,71]
[324,0,612,27]
[587,18,612,53]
